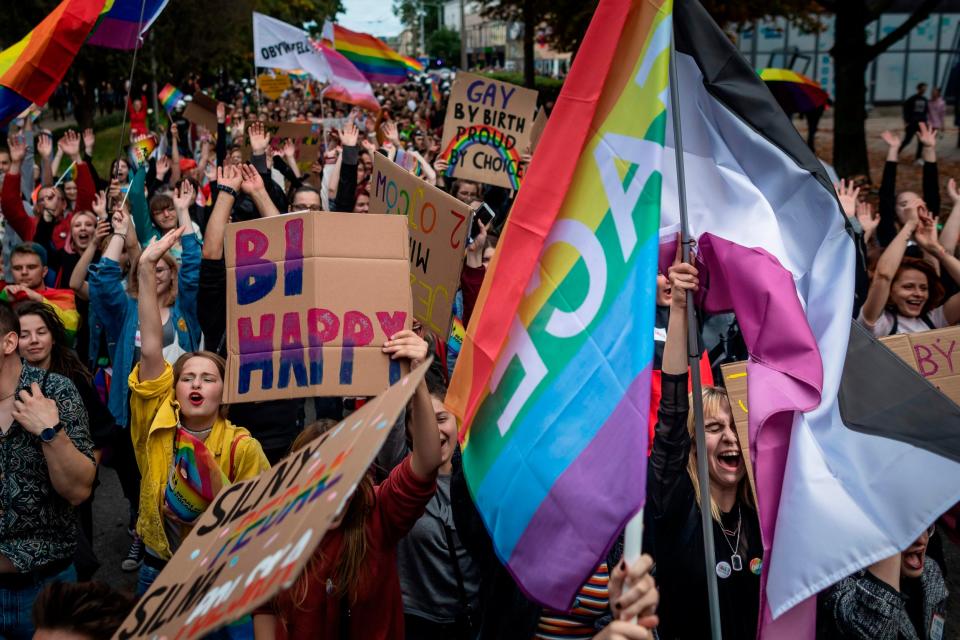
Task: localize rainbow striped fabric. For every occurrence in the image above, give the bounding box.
[333,24,418,84]
[446,0,671,609]
[164,428,227,523]
[158,83,183,113]
[0,0,107,126]
[429,78,441,104]
[0,287,81,345]
[88,0,170,50]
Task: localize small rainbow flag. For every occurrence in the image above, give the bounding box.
[88,0,170,50]
[429,78,441,104]
[0,0,108,126]
[446,0,670,609]
[164,428,227,523]
[333,24,417,84]
[158,83,183,113]
[129,134,157,167]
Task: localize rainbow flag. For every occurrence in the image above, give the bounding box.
[129,134,157,167]
[164,428,227,523]
[0,0,108,126]
[158,83,183,113]
[333,24,417,84]
[446,0,670,609]
[87,0,170,50]
[429,78,441,104]
[0,287,81,345]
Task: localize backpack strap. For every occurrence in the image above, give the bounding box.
[922,312,937,330]
[228,433,250,482]
[888,311,899,336]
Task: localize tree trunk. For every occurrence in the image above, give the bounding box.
[523,1,536,88]
[831,3,871,179]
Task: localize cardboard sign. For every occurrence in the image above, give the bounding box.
[879,326,960,406]
[224,212,412,403]
[257,73,291,100]
[183,102,218,132]
[371,154,471,336]
[439,72,537,189]
[241,121,322,172]
[719,362,758,501]
[113,360,432,640]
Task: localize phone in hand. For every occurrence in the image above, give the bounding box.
[469,202,496,245]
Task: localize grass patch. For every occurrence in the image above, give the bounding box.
[90,124,125,178]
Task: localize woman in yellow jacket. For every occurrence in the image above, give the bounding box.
[128,226,270,597]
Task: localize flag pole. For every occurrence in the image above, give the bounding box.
[669,27,724,640]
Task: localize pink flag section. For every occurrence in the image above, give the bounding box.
[314,42,380,113]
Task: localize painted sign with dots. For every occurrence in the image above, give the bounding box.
[113,360,431,640]
[371,154,472,337]
[719,361,757,502]
[222,212,412,403]
[439,71,538,189]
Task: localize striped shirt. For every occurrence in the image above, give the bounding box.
[534,562,610,639]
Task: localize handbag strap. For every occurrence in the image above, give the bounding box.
[439,494,471,614]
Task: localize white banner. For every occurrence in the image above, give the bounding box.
[252,12,329,82]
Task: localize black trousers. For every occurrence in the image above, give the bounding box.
[900,121,924,159]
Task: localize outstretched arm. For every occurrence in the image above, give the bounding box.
[136,227,185,382]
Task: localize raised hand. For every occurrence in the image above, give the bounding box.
[341,119,359,147]
[248,121,269,155]
[156,154,171,179]
[381,120,400,147]
[216,102,226,124]
[914,211,942,254]
[92,191,107,220]
[94,219,112,244]
[108,178,121,201]
[949,178,960,205]
[239,163,265,195]
[360,137,377,155]
[668,260,699,309]
[835,178,861,218]
[217,164,243,191]
[204,162,217,182]
[173,181,195,213]
[111,207,131,236]
[7,135,26,165]
[37,133,53,159]
[83,128,95,155]
[918,121,937,148]
[381,329,428,368]
[881,130,902,150]
[279,138,297,159]
[231,117,245,140]
[59,130,82,159]
[140,227,185,265]
[856,200,879,240]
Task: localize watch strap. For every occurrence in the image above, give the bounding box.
[40,422,64,443]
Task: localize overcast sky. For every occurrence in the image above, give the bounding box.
[338,0,405,38]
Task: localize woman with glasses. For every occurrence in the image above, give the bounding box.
[818,523,947,639]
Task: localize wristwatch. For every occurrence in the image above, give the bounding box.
[39,423,64,444]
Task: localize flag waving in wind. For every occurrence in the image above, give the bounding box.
[661,0,960,637]
[447,0,671,609]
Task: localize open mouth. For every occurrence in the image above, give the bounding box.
[188,392,204,407]
[717,450,742,471]
[903,547,925,572]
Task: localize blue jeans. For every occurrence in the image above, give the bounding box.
[137,563,253,640]
[0,563,76,640]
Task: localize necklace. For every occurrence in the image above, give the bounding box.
[718,504,743,573]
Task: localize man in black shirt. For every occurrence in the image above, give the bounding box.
[900,82,929,161]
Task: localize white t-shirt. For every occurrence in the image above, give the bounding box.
[858,306,948,337]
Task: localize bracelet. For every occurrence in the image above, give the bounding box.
[217,184,238,198]
[113,232,126,240]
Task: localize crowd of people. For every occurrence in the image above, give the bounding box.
[0,65,952,640]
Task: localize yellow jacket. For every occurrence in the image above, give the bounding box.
[128,361,271,559]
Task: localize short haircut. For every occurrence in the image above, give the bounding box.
[32,581,134,640]
[149,193,175,215]
[11,242,47,266]
[291,184,322,204]
[0,300,19,337]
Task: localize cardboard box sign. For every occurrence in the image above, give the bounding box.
[113,360,432,640]
[719,362,758,502]
[439,72,538,190]
[370,154,471,336]
[879,326,960,405]
[224,212,413,403]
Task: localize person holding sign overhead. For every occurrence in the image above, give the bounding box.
[251,330,441,640]
[648,259,761,640]
[127,225,269,601]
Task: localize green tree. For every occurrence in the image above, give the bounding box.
[426,27,461,66]
[393,0,443,55]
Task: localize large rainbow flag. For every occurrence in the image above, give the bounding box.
[332,24,421,84]
[0,0,108,126]
[446,0,671,609]
[88,0,170,50]
[0,287,81,346]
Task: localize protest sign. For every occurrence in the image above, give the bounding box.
[371,154,471,336]
[719,362,758,500]
[113,359,432,640]
[224,212,412,403]
[257,73,291,100]
[439,72,537,189]
[242,121,322,172]
[878,334,920,372]
[183,102,218,132]
[881,326,960,406]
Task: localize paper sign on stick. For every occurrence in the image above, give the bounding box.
[719,362,758,502]
[371,154,471,336]
[183,102,218,132]
[439,72,537,189]
[112,359,432,640]
[224,212,412,403]
[257,73,291,100]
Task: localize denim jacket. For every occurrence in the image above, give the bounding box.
[87,233,201,426]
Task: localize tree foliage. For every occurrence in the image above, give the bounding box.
[392,0,442,54]
[426,27,461,66]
